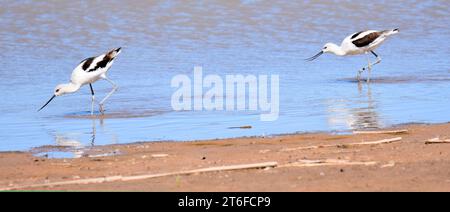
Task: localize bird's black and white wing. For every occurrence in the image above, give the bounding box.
[77,48,122,73]
[349,30,383,47]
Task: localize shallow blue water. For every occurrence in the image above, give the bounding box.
[0,0,449,153]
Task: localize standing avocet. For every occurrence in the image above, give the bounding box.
[306,29,399,82]
[38,48,122,115]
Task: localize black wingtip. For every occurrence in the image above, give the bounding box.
[115,47,122,52]
[393,28,399,32]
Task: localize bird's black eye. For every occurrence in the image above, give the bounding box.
[56,89,60,92]
[323,46,327,49]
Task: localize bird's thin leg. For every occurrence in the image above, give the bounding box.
[370,50,382,67]
[99,77,118,114]
[363,51,382,69]
[366,53,372,83]
[357,68,364,82]
[357,53,368,82]
[360,51,381,83]
[89,84,95,116]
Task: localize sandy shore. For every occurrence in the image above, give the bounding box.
[1,123,450,191]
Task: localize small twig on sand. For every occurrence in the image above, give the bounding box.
[350,137,402,145]
[228,125,252,129]
[278,159,376,168]
[425,137,450,144]
[281,137,402,152]
[353,129,408,135]
[0,162,277,191]
[380,161,396,168]
[151,154,169,158]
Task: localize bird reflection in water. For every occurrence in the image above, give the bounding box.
[327,82,382,131]
[53,118,98,158]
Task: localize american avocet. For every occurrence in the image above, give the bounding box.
[307,29,399,82]
[38,48,122,115]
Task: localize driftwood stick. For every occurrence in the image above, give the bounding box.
[0,162,278,191]
[281,144,335,151]
[353,129,408,135]
[281,137,402,152]
[278,159,377,168]
[122,162,278,182]
[349,137,402,146]
[425,137,450,144]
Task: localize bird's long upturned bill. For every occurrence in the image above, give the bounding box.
[38,95,56,111]
[306,51,323,61]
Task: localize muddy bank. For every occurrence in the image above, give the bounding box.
[1,123,450,191]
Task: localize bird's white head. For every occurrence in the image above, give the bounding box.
[54,83,80,96]
[38,83,81,112]
[322,43,340,54]
[306,43,342,61]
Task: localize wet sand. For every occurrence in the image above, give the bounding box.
[1,123,450,191]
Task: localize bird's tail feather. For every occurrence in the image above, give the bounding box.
[384,28,399,36]
[107,47,122,58]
